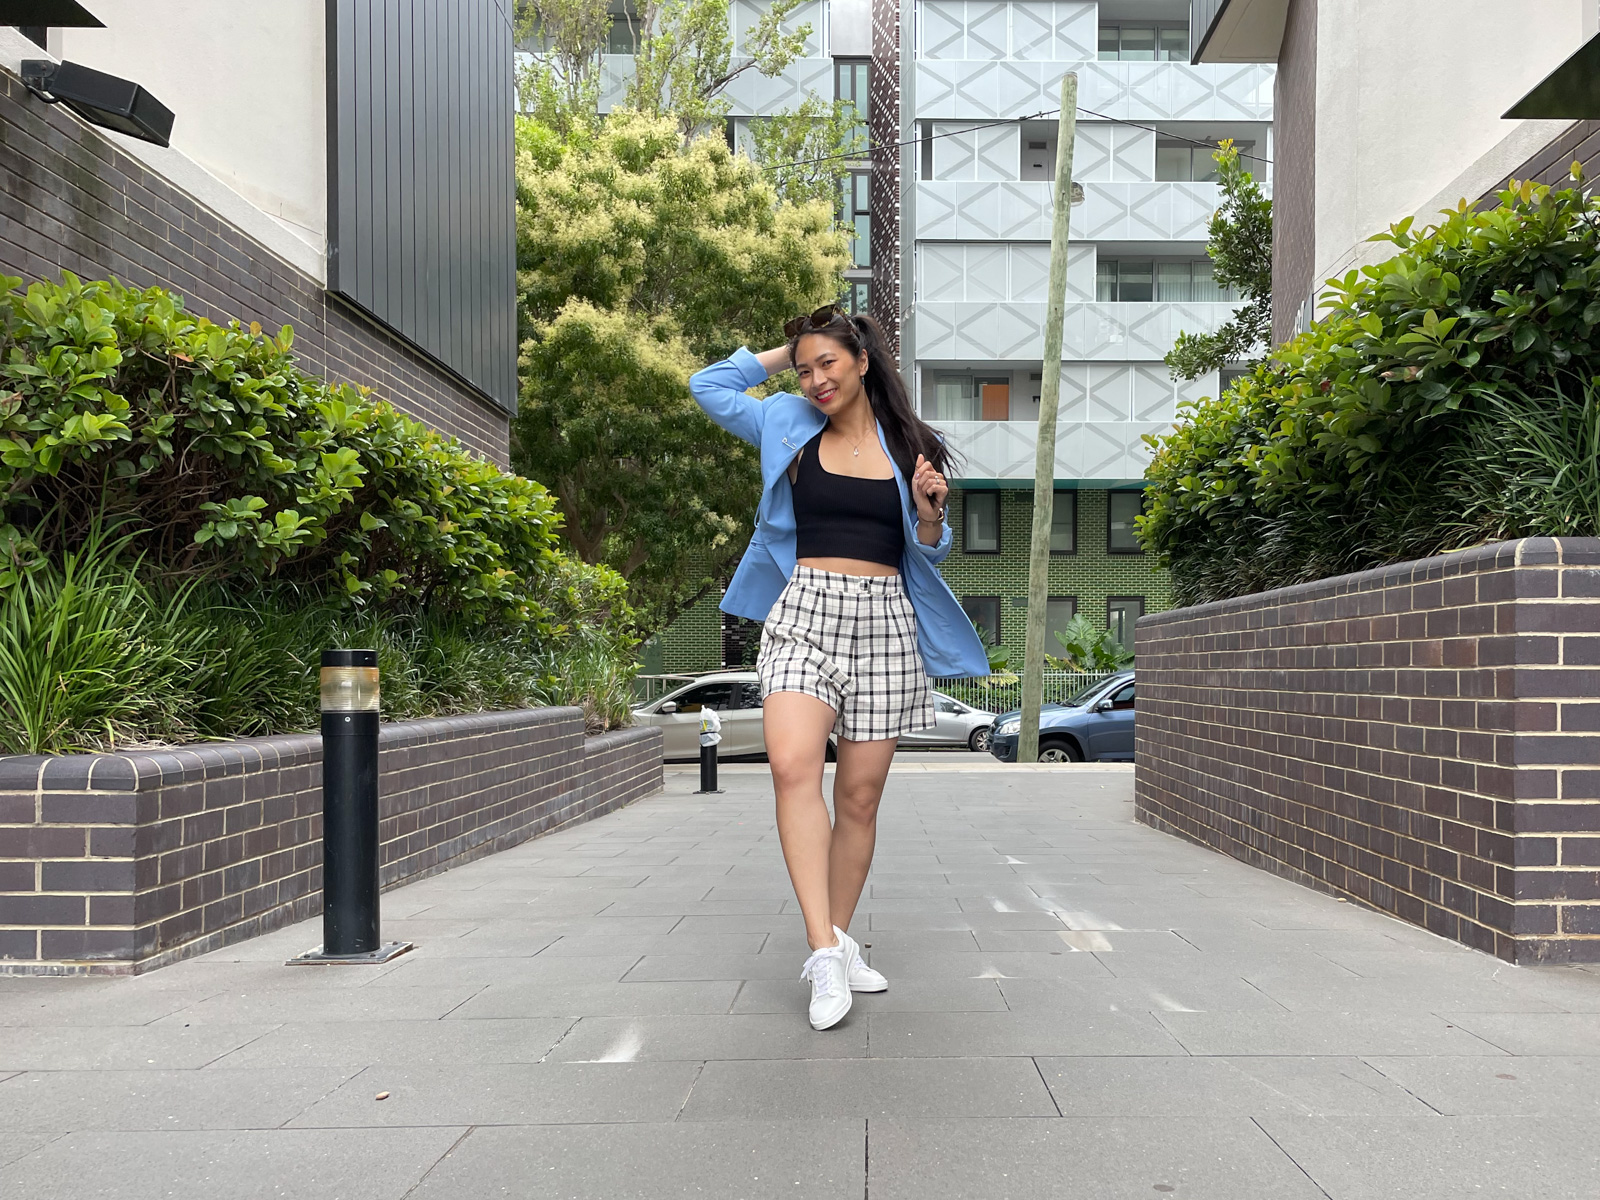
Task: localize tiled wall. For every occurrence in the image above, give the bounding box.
[0,710,663,974]
[0,69,511,464]
[1135,537,1600,964]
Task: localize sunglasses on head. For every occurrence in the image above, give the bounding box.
[784,305,849,339]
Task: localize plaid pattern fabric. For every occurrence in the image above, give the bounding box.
[759,566,934,742]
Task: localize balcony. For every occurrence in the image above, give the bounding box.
[915,300,1241,362]
[939,418,1165,484]
[914,59,1274,122]
[916,179,1223,242]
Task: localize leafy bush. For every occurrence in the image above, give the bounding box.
[0,275,640,752]
[1,274,562,621]
[1048,615,1134,672]
[1141,176,1600,605]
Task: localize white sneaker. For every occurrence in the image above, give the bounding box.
[841,927,887,992]
[799,929,855,1030]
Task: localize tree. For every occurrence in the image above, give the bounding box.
[1166,140,1273,381]
[512,112,849,630]
[748,95,867,207]
[516,0,811,138]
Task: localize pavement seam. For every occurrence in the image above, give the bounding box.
[438,984,490,1020]
[672,1060,707,1122]
[726,980,746,1015]
[1249,1115,1333,1199]
[1031,1056,1064,1116]
[863,1116,871,1200]
[400,1124,476,1198]
[536,1017,582,1063]
[196,1022,285,1069]
[1358,1056,1445,1114]
[276,1063,370,1129]
[1240,977,1294,1013]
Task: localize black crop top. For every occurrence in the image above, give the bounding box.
[791,430,904,567]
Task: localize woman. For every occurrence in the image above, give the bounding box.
[689,309,990,1030]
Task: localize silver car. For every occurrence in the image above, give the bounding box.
[897,691,998,752]
[634,675,996,760]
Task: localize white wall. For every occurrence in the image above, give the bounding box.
[1312,0,1584,288]
[56,1,327,256]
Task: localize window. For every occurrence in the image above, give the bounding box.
[843,170,871,268]
[1107,681,1136,710]
[1096,260,1152,303]
[1107,597,1145,650]
[606,0,641,53]
[735,682,765,710]
[1156,140,1256,182]
[963,492,1000,554]
[672,682,738,713]
[842,281,871,314]
[1099,24,1188,61]
[962,596,1002,646]
[1108,491,1145,554]
[935,694,961,715]
[836,59,870,152]
[1100,260,1234,303]
[928,375,1007,421]
[1051,490,1077,554]
[1047,597,1078,649]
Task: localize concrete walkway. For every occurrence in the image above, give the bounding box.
[2,759,1598,1199]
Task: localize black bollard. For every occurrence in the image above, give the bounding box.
[287,649,411,966]
[695,740,723,795]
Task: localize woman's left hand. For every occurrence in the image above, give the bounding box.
[912,454,948,523]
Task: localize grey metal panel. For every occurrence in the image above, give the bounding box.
[1190,0,1227,62]
[327,0,517,413]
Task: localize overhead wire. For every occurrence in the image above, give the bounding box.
[760,99,1273,174]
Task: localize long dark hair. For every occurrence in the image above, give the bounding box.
[788,312,958,480]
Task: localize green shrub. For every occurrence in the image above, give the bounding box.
[1141,175,1600,605]
[0,274,641,752]
[0,273,562,621]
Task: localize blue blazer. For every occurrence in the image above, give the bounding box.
[689,347,992,680]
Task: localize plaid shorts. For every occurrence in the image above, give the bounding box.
[758,566,934,742]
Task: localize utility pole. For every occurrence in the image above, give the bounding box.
[1018,73,1078,765]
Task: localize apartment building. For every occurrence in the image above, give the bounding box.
[638,0,1271,671]
[1192,0,1600,342]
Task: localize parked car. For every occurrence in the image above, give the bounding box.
[632,672,765,761]
[987,671,1136,763]
[633,676,999,761]
[899,691,998,752]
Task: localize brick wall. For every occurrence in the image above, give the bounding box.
[0,67,511,465]
[0,709,663,974]
[1135,537,1600,964]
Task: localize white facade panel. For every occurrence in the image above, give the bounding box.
[939,419,1170,483]
[1075,123,1154,182]
[914,242,1094,301]
[915,60,1275,121]
[916,301,1241,362]
[917,1,1097,61]
[916,181,1222,242]
[930,122,1022,180]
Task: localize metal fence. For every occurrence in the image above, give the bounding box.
[933,671,1117,715]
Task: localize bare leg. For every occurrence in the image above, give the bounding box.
[827,736,898,935]
[764,690,842,951]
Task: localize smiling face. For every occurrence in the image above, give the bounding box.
[792,331,868,415]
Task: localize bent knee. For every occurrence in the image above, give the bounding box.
[833,787,883,826]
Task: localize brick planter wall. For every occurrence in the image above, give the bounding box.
[1135,537,1600,964]
[0,709,662,974]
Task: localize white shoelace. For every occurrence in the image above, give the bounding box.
[800,945,843,998]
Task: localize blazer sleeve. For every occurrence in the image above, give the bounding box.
[689,347,772,448]
[910,515,954,565]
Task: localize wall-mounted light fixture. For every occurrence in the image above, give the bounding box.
[20,58,174,146]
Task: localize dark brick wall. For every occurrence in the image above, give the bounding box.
[1271,0,1316,344]
[1486,119,1600,198]
[0,66,511,465]
[0,709,663,974]
[1135,537,1600,964]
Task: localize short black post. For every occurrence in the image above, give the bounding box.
[697,740,721,794]
[287,649,411,966]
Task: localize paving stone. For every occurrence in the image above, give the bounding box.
[1153,1011,1511,1057]
[1038,1055,1430,1117]
[1363,1055,1600,1116]
[368,953,642,989]
[544,1013,870,1061]
[0,1068,357,1132]
[408,1121,865,1199]
[732,977,1009,1015]
[206,1018,576,1069]
[448,980,742,1019]
[287,1061,701,1127]
[0,1024,278,1071]
[679,1058,1060,1120]
[1434,1012,1600,1055]
[0,1128,464,1200]
[865,1117,1328,1199]
[1257,1113,1600,1199]
[868,1008,1182,1057]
